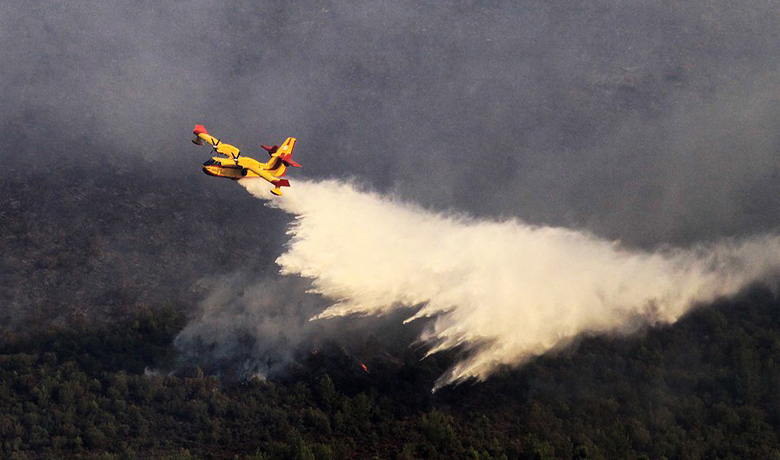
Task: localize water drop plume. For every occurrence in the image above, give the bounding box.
[242,179,780,390]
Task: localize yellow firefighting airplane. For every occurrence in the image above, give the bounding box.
[191,124,301,196]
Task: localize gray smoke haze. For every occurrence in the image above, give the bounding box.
[3,1,778,245]
[3,1,779,379]
[173,271,428,379]
[173,274,326,378]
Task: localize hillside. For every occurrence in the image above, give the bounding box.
[1,286,779,459]
[1,164,779,458]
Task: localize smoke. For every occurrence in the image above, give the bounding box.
[240,179,780,389]
[3,0,777,246]
[174,274,328,379]
[172,263,429,381]
[6,0,775,384]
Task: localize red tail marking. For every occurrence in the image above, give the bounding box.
[281,155,301,167]
[272,179,290,187]
[193,124,208,135]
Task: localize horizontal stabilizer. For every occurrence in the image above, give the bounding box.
[262,145,279,155]
[272,179,291,188]
[281,155,301,167]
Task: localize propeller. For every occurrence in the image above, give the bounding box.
[207,138,241,165]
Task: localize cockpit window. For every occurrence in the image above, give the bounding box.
[203,159,220,166]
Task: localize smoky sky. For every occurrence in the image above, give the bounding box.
[2,0,779,246]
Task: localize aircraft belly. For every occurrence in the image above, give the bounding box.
[203,165,247,179]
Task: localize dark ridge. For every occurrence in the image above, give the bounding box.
[0,157,290,332]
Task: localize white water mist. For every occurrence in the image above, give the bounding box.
[243,179,780,389]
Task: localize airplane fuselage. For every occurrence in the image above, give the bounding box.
[202,156,264,180]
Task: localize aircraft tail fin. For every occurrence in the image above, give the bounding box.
[265,137,299,177]
[276,137,298,164]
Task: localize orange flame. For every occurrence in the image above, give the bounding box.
[360,363,369,374]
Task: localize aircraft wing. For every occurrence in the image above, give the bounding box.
[192,124,240,160]
[246,165,276,183]
[245,163,291,196]
[214,142,240,160]
[192,124,217,146]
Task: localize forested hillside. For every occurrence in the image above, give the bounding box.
[3,0,779,457]
[2,162,780,459]
[1,286,779,459]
